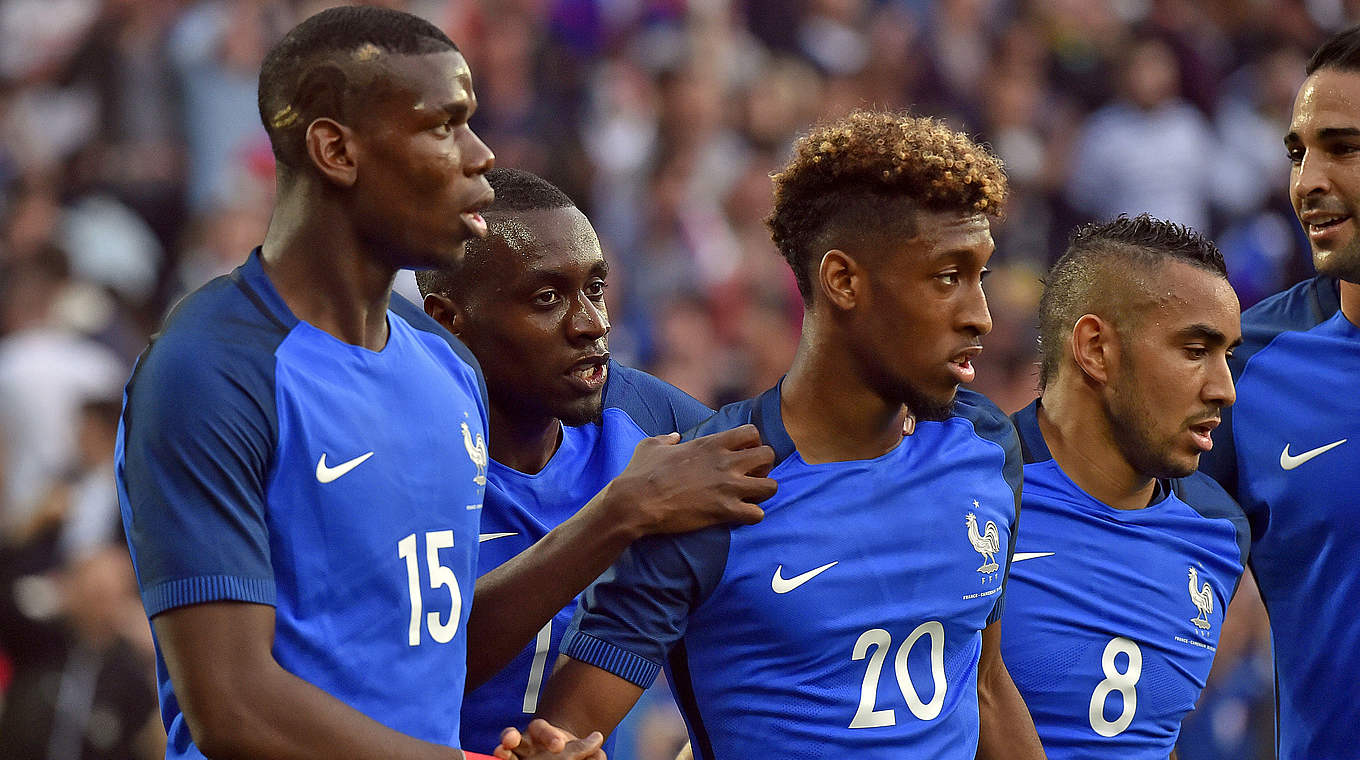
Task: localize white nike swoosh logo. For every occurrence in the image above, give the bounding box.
[478,532,518,543]
[1011,552,1055,562]
[315,451,374,483]
[771,561,838,593]
[1279,439,1348,470]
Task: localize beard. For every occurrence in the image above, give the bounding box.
[897,378,956,423]
[1106,368,1196,480]
[1314,241,1360,284]
[559,393,606,427]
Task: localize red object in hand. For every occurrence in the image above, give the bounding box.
[463,753,499,760]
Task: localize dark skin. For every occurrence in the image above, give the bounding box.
[152,50,606,760]
[506,209,1045,759]
[423,205,777,690]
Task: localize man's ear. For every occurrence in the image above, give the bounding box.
[818,249,863,312]
[423,292,464,336]
[305,117,358,187]
[1071,313,1118,385]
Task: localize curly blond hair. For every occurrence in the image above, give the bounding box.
[767,110,1007,302]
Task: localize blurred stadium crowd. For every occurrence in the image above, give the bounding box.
[1,0,1340,756]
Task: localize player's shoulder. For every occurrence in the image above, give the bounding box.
[132,256,289,400]
[388,289,488,407]
[1172,471,1252,564]
[602,361,714,436]
[1007,398,1051,466]
[1235,275,1342,372]
[952,387,1021,452]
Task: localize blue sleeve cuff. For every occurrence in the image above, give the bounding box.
[561,631,662,688]
[142,575,276,618]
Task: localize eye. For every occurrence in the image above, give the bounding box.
[936,272,960,287]
[533,289,561,308]
[1286,145,1304,165]
[1185,346,1209,359]
[585,279,607,301]
[432,121,455,137]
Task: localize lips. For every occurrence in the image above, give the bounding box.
[1299,206,1353,243]
[948,345,983,385]
[460,189,495,239]
[1187,417,1220,452]
[566,354,609,392]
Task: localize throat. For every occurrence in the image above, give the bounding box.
[489,413,562,475]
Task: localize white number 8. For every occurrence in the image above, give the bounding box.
[1088,636,1142,737]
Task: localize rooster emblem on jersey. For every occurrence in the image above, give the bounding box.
[1188,567,1213,630]
[966,507,1000,574]
[461,421,488,487]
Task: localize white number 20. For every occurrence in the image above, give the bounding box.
[1088,636,1142,737]
[397,531,462,646]
[849,621,947,728]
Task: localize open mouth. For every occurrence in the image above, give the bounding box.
[460,190,495,238]
[567,356,609,391]
[948,346,982,384]
[1188,419,1219,452]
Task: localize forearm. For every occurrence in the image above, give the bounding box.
[466,488,639,689]
[155,603,464,760]
[535,655,645,740]
[976,624,1045,760]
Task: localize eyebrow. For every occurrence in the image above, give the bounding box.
[1176,323,1242,348]
[1285,126,1360,145]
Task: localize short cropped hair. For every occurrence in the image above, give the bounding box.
[415,168,577,299]
[766,110,1007,303]
[258,6,457,172]
[1038,213,1228,388]
[1308,24,1360,75]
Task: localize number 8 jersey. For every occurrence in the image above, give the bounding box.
[1001,401,1249,759]
[560,382,1022,759]
[117,251,489,758]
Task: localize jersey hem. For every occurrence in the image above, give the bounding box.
[561,631,661,688]
[143,575,276,618]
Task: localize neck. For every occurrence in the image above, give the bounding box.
[1341,279,1360,327]
[779,317,910,464]
[1036,383,1156,510]
[488,405,562,475]
[259,187,397,350]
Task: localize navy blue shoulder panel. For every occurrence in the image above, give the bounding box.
[120,262,290,613]
[1171,471,1251,594]
[602,362,714,436]
[388,290,488,409]
[1200,276,1340,501]
[1009,399,1051,465]
[955,388,1024,519]
[680,384,796,468]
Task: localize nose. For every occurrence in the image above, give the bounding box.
[1204,352,1236,408]
[961,281,993,337]
[461,125,495,176]
[1292,149,1329,203]
[569,294,609,342]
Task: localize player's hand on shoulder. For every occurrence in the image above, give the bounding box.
[494,720,605,760]
[606,423,776,536]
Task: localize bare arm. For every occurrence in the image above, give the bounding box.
[497,655,646,757]
[466,425,775,689]
[975,620,1046,760]
[154,601,464,760]
[156,602,608,760]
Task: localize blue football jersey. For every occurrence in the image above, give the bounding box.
[460,363,710,752]
[1002,401,1248,759]
[560,383,1022,759]
[1200,276,1359,760]
[116,250,488,759]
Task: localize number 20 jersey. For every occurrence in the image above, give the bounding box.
[1002,401,1248,759]
[116,250,488,758]
[560,383,1022,759]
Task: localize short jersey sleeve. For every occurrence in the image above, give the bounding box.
[559,525,731,688]
[602,362,713,436]
[955,389,1023,625]
[117,282,284,617]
